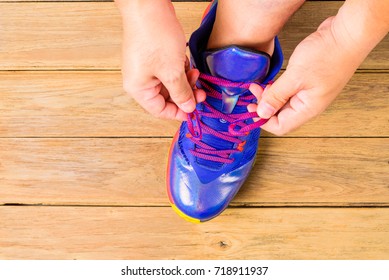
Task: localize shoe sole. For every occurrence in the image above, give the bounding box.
[166,130,203,224]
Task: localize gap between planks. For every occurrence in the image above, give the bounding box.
[0,138,387,206]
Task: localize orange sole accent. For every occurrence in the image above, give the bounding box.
[166,131,202,224]
[201,0,214,20]
[166,131,179,204]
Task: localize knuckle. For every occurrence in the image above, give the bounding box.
[148,106,162,118]
[155,109,169,120]
[271,91,290,105]
[122,78,136,95]
[271,122,290,136]
[152,110,161,118]
[177,90,192,103]
[171,88,193,105]
[318,16,335,31]
[162,69,183,85]
[303,101,322,119]
[272,127,287,136]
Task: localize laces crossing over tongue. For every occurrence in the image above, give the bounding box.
[186,73,269,164]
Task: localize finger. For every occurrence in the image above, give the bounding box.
[165,88,205,106]
[247,103,260,122]
[260,94,314,136]
[133,87,187,121]
[160,85,170,101]
[194,88,206,103]
[256,70,301,119]
[157,101,187,120]
[185,56,190,73]
[163,69,205,104]
[161,70,196,113]
[187,68,200,88]
[249,83,264,102]
[187,69,206,103]
[248,84,264,122]
[247,104,257,113]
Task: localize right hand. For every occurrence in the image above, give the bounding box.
[116,0,205,120]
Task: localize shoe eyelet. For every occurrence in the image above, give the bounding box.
[237,141,247,152]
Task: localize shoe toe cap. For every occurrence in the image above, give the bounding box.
[170,174,236,222]
[167,143,255,222]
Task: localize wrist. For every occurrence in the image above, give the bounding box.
[333,0,388,58]
[115,0,171,16]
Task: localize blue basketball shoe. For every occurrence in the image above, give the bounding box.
[167,0,283,223]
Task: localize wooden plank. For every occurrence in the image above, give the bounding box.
[1,206,388,259]
[0,2,193,70]
[0,2,387,70]
[0,71,387,137]
[0,138,387,206]
[0,71,179,138]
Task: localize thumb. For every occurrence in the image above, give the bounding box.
[162,70,196,113]
[257,70,300,119]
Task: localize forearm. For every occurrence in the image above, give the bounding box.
[332,0,389,65]
[115,0,171,17]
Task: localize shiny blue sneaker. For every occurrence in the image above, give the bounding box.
[167,0,283,223]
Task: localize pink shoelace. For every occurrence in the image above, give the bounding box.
[186,73,269,164]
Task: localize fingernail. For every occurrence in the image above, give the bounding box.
[257,101,276,118]
[180,98,196,113]
[247,103,257,113]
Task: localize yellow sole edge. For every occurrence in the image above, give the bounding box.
[170,204,202,224]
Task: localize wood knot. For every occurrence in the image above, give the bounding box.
[210,236,232,251]
[218,240,229,248]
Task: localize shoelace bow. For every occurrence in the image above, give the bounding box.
[186,73,269,164]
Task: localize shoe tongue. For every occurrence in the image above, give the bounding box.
[204,45,270,113]
[205,45,270,83]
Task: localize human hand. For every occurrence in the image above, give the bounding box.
[248,16,367,135]
[250,0,389,135]
[116,0,205,120]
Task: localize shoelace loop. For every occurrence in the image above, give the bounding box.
[186,73,269,164]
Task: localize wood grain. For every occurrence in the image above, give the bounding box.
[0,138,387,206]
[0,71,387,137]
[1,0,388,262]
[0,2,387,70]
[1,206,388,259]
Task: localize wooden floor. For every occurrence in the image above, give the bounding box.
[0,1,388,259]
